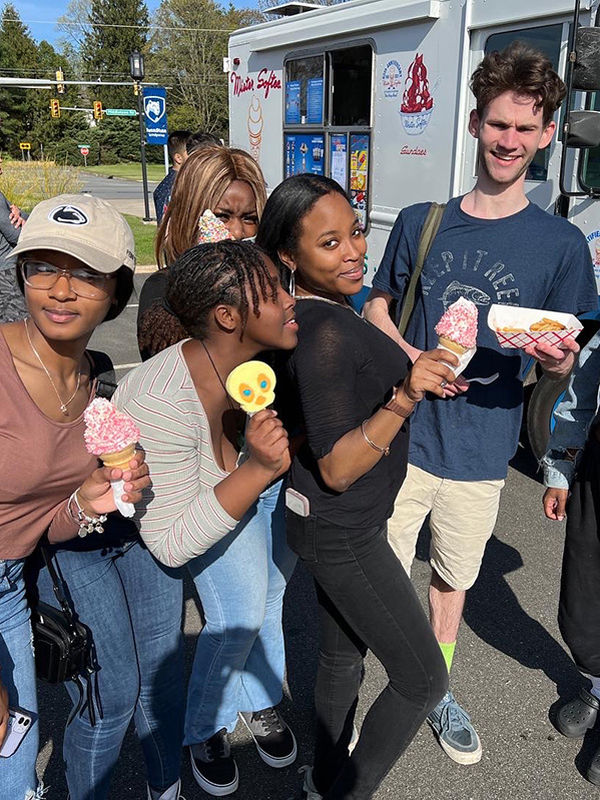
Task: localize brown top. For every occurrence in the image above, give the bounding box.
[0,330,98,559]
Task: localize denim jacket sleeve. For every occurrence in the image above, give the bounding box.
[542,329,600,489]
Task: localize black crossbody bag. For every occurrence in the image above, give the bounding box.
[30,350,116,726]
[32,546,103,726]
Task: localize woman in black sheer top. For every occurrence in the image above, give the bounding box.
[257,175,456,800]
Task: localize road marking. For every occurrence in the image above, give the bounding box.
[114,362,141,370]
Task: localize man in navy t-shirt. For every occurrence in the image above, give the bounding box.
[153,130,192,224]
[364,42,597,766]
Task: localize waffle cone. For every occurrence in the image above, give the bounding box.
[438,336,468,355]
[101,443,137,469]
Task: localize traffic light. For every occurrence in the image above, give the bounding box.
[55,68,64,94]
[50,99,60,118]
[93,101,103,120]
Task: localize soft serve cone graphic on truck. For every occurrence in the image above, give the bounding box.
[400,53,434,135]
[247,95,264,161]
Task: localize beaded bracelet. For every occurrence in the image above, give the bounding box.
[68,491,108,538]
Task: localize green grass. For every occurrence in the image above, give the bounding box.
[124,214,157,266]
[84,163,167,182]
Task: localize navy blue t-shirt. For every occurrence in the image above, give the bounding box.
[153,168,176,224]
[372,197,598,480]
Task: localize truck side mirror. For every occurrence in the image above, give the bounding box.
[573,27,600,90]
[566,110,600,148]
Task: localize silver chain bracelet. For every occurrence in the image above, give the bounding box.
[68,491,108,537]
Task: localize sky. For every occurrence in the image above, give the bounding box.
[10,0,258,46]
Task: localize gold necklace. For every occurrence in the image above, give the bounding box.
[24,319,82,416]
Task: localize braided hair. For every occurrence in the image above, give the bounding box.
[137,301,189,361]
[166,240,277,340]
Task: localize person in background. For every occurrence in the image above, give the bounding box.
[363,42,597,765]
[257,174,451,800]
[0,155,28,323]
[116,240,299,797]
[542,330,600,787]
[137,145,266,361]
[153,130,192,224]
[0,194,156,800]
[186,130,222,155]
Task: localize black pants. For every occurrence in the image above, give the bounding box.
[286,510,447,800]
[559,436,600,677]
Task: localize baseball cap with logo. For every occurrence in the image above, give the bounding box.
[10,194,136,274]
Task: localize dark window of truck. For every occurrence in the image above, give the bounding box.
[581,93,600,189]
[484,24,563,182]
[331,46,372,126]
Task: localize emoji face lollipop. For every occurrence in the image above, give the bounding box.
[225,361,276,415]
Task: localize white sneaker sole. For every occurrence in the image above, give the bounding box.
[189,749,239,796]
[238,712,298,768]
[432,727,483,765]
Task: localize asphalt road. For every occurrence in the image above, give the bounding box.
[79,173,160,219]
[36,282,599,799]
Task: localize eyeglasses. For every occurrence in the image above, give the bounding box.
[20,260,114,299]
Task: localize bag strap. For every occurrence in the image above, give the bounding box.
[397,202,446,337]
[86,349,117,400]
[38,544,80,634]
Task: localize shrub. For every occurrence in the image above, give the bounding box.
[0,159,82,211]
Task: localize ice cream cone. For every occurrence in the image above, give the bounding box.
[438,336,468,355]
[101,443,137,470]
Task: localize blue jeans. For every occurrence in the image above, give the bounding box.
[37,536,184,799]
[0,559,43,799]
[185,480,297,744]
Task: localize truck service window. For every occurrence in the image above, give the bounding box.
[485,25,562,182]
[285,56,324,125]
[284,45,373,229]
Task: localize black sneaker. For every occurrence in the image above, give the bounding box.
[239,707,297,768]
[189,729,239,796]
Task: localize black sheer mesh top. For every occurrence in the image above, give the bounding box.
[277,297,411,528]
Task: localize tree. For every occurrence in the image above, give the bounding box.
[148,0,261,139]
[81,0,149,110]
[0,4,38,154]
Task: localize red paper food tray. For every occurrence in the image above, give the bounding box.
[487,304,583,350]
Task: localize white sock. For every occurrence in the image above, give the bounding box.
[583,673,600,700]
[148,779,180,800]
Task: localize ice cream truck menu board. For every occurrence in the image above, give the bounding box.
[307,78,324,125]
[330,133,348,191]
[285,81,301,125]
[349,134,369,229]
[285,134,325,178]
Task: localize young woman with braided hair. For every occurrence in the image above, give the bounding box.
[137,145,266,361]
[116,240,299,796]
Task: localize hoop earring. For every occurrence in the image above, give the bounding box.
[288,270,296,297]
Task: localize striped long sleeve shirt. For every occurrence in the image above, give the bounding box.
[113,341,238,567]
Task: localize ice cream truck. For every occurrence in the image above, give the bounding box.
[228,0,600,456]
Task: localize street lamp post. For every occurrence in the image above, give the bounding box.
[129,50,151,221]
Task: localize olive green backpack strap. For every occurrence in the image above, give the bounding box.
[396,202,446,337]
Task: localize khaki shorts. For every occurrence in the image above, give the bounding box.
[388,463,505,591]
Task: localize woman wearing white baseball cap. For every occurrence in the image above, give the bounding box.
[0,195,184,800]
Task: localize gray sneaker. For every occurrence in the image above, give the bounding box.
[239,706,297,768]
[427,690,482,764]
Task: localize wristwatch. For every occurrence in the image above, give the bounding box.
[383,386,416,419]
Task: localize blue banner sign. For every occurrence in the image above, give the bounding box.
[142,87,168,145]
